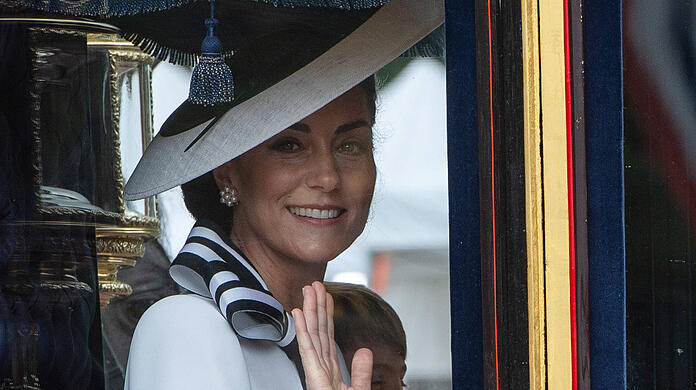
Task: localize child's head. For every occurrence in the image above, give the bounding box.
[326,282,407,390]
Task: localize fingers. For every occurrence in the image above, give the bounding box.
[302,284,324,362]
[292,308,321,373]
[294,282,348,390]
[326,292,341,377]
[313,281,332,365]
[350,348,374,390]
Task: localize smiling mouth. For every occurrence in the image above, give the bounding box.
[288,207,343,219]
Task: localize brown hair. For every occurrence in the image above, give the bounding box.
[325,282,406,359]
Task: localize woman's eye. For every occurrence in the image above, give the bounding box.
[271,139,301,152]
[337,141,362,154]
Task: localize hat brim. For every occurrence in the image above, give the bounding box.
[124,0,444,200]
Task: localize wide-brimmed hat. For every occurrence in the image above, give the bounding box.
[111,0,444,200]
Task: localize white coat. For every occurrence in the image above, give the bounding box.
[124,294,303,390]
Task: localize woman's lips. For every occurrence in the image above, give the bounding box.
[288,206,344,220]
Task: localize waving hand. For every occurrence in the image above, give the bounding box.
[292,281,373,390]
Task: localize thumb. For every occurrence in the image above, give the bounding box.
[350,348,373,390]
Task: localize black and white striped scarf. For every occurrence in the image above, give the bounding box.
[170,220,305,386]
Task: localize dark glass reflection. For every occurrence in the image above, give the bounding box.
[0,22,105,389]
[624,0,696,387]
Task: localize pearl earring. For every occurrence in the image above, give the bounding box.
[219,186,239,207]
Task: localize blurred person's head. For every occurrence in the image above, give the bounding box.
[326,282,406,390]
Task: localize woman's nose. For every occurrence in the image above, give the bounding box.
[306,148,340,192]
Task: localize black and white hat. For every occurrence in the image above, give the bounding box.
[108,0,444,200]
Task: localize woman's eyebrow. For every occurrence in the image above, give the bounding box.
[288,123,311,133]
[336,120,370,134]
[287,120,370,134]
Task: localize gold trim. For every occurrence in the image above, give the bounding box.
[87,33,134,47]
[38,205,124,219]
[99,281,133,307]
[4,220,158,234]
[96,225,153,307]
[111,50,155,66]
[522,0,546,388]
[28,27,85,38]
[95,218,161,306]
[108,50,126,215]
[97,224,160,237]
[538,0,573,388]
[108,43,160,226]
[95,236,145,258]
[107,44,157,221]
[0,18,119,33]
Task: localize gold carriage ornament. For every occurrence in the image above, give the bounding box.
[11,20,161,307]
[86,30,160,307]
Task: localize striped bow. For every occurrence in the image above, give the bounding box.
[169,220,296,348]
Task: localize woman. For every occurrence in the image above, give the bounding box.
[126,81,376,389]
[119,1,443,389]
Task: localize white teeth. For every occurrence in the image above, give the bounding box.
[289,207,341,219]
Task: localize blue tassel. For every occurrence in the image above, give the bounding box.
[189,56,234,106]
[188,0,234,106]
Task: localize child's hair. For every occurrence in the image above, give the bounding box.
[325,282,406,359]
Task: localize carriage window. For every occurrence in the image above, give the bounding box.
[0,10,451,388]
[624,1,696,387]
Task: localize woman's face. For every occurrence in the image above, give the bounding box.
[214,86,376,264]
